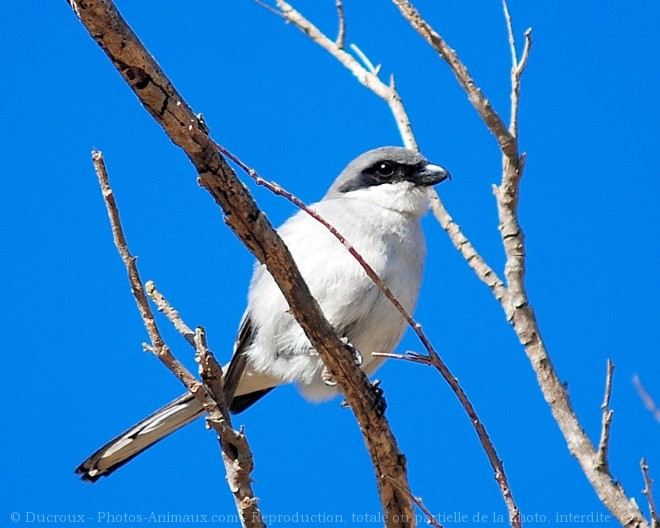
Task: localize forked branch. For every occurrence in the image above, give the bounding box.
[391,1,649,526]
[92,151,264,528]
[391,0,517,160]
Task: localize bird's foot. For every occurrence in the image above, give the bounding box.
[369,379,387,416]
[322,368,338,387]
[322,339,363,387]
[341,337,363,366]
[341,379,387,417]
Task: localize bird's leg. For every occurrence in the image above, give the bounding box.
[322,338,363,387]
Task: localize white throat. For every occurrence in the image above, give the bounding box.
[344,181,430,218]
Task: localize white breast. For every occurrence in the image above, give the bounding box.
[241,185,429,400]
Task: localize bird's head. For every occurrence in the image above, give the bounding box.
[325,147,450,217]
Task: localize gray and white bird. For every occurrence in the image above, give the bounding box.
[76,146,450,481]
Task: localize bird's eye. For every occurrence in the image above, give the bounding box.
[374,162,395,177]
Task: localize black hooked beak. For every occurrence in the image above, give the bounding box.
[413,163,452,186]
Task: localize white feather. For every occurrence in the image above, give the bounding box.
[240,181,429,400]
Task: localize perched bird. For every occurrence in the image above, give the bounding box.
[76,146,450,481]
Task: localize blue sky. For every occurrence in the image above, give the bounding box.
[2,1,658,526]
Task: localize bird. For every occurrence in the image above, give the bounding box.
[76,146,450,481]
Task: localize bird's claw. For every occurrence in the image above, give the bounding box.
[322,368,338,387]
[370,379,387,416]
[341,337,363,366]
[340,379,387,416]
[323,339,363,386]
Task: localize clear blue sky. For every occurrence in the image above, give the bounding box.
[2,1,658,526]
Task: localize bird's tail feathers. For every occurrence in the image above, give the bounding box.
[75,392,203,482]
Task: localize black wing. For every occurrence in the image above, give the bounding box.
[224,313,275,413]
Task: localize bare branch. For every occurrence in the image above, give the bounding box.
[70,2,414,525]
[372,351,431,365]
[502,0,533,138]
[92,151,201,396]
[385,476,444,528]
[146,281,261,526]
[490,4,648,526]
[428,193,508,303]
[381,2,651,526]
[335,0,346,49]
[146,280,195,345]
[267,0,417,150]
[633,375,660,423]
[595,359,615,471]
[641,459,660,528]
[502,0,518,70]
[350,43,380,75]
[194,328,225,407]
[192,327,262,523]
[91,151,264,528]
[391,0,517,159]
[510,28,532,137]
[253,0,285,19]
[518,30,533,77]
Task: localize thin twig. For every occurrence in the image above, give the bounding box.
[641,459,660,528]
[391,0,517,160]
[92,151,202,398]
[373,351,431,365]
[518,30,532,76]
[335,0,346,49]
[595,359,615,471]
[503,0,533,139]
[385,476,444,528]
[91,150,264,528]
[144,283,260,523]
[145,282,227,408]
[509,28,532,139]
[502,0,518,71]
[428,193,508,304]
[633,375,660,423]
[253,0,285,19]
[267,0,416,150]
[500,3,648,527]
[146,280,195,345]
[350,43,380,75]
